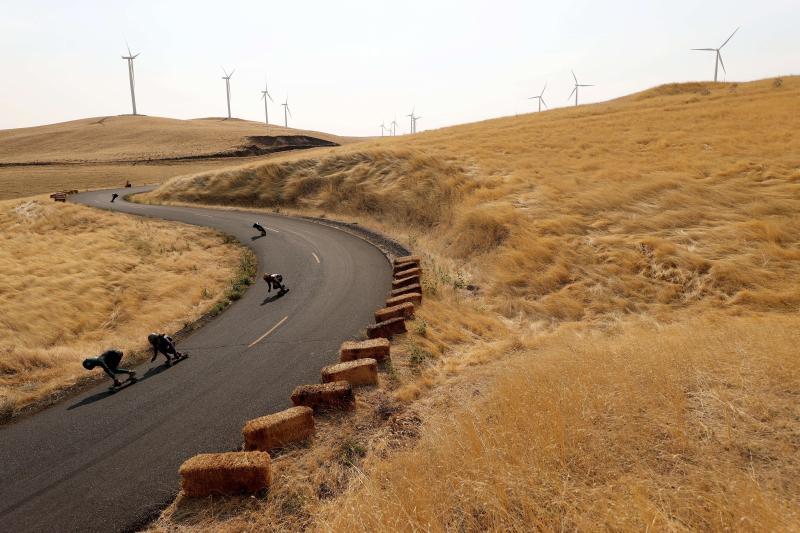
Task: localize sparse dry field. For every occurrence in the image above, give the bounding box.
[146,78,800,531]
[0,197,242,419]
[0,115,359,200]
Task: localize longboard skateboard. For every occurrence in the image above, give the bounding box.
[108,377,137,392]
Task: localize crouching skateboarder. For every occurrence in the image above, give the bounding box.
[253,222,267,236]
[263,273,288,294]
[83,349,137,390]
[148,333,187,366]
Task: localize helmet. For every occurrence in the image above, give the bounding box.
[82,359,96,370]
[147,333,159,346]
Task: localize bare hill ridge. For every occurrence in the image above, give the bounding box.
[0,115,356,165]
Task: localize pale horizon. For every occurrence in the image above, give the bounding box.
[1,0,797,136]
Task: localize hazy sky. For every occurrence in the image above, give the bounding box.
[1,0,797,136]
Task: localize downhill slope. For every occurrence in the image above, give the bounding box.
[147,77,800,531]
[0,115,353,164]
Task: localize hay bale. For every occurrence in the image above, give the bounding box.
[179,451,271,497]
[390,283,422,298]
[322,358,378,386]
[367,317,407,339]
[340,338,390,362]
[386,292,422,307]
[393,255,421,267]
[375,302,415,323]
[392,275,421,290]
[291,381,355,411]
[394,266,422,279]
[242,406,314,451]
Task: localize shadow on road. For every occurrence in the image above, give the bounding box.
[250,234,265,241]
[260,290,288,306]
[66,361,177,410]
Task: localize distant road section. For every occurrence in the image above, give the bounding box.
[0,187,391,533]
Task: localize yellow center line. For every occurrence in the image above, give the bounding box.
[248,316,289,348]
[312,252,320,263]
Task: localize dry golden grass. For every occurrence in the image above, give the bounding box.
[0,115,358,200]
[145,77,800,531]
[0,197,241,419]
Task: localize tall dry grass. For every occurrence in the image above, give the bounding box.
[146,77,800,531]
[0,197,240,419]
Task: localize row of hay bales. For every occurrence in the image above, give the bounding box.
[178,254,423,497]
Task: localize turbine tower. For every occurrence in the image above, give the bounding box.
[221,67,235,119]
[380,122,388,136]
[260,80,273,125]
[406,107,415,134]
[568,71,593,107]
[528,83,548,112]
[121,44,140,115]
[412,114,421,133]
[390,116,398,136]
[282,96,291,127]
[692,27,740,82]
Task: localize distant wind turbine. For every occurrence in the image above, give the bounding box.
[412,114,421,133]
[260,80,273,125]
[380,122,388,136]
[221,68,235,119]
[406,107,416,134]
[121,44,140,115]
[390,116,398,136]
[282,96,292,127]
[528,83,548,112]
[692,27,740,82]
[568,70,593,107]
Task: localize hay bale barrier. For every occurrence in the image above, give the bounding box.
[321,358,379,386]
[291,381,355,411]
[393,254,421,268]
[242,406,315,451]
[179,452,272,497]
[390,283,423,298]
[392,275,421,290]
[367,316,407,339]
[394,266,422,279]
[386,292,422,307]
[375,302,415,323]
[340,338,391,362]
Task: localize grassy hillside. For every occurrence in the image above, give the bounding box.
[147,77,800,530]
[0,115,359,200]
[0,197,244,420]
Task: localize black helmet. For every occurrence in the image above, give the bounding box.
[82,359,96,370]
[147,333,159,346]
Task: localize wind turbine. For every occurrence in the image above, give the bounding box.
[692,27,740,82]
[282,96,292,127]
[528,83,548,112]
[121,44,140,115]
[412,114,421,133]
[406,107,416,134]
[568,71,593,107]
[221,68,235,119]
[390,116,398,136]
[380,122,388,136]
[260,80,273,125]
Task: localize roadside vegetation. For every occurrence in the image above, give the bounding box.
[0,197,242,420]
[145,77,800,531]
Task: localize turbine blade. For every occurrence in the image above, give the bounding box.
[229,69,235,77]
[541,98,548,109]
[572,70,578,84]
[718,52,726,74]
[132,53,140,59]
[691,48,716,51]
[720,26,740,49]
[568,87,577,99]
[541,82,547,96]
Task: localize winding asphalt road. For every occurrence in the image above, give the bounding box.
[0,187,392,533]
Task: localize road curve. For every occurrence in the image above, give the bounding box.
[0,187,391,533]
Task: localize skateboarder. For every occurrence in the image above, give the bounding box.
[263,273,287,293]
[147,333,185,366]
[82,349,136,388]
[111,193,119,203]
[253,222,267,236]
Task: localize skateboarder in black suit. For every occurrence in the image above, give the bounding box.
[82,349,136,388]
[111,193,119,203]
[263,273,287,293]
[252,222,267,236]
[148,333,184,366]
